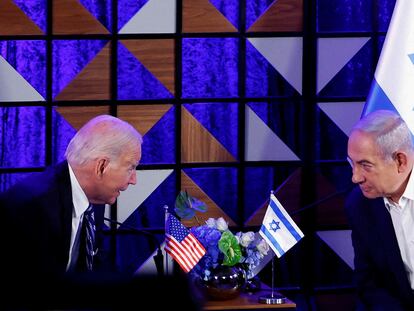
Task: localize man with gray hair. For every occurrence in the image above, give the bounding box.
[346,109,414,310]
[0,115,143,296]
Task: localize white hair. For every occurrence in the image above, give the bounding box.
[65,115,143,166]
[351,110,414,161]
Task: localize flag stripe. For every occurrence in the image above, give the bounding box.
[259,226,285,257]
[165,241,192,272]
[260,193,304,258]
[363,0,414,138]
[269,195,303,242]
[166,234,200,267]
[164,213,206,273]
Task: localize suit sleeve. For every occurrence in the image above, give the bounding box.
[345,192,406,311]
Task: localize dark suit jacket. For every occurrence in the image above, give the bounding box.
[0,161,201,310]
[0,162,112,297]
[345,187,414,311]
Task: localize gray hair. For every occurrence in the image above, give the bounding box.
[65,115,143,166]
[351,110,414,161]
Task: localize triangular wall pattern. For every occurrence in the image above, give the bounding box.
[181,106,236,163]
[180,171,236,227]
[55,43,111,101]
[248,0,303,32]
[119,0,176,34]
[182,0,237,33]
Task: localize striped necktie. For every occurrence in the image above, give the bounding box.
[83,204,96,271]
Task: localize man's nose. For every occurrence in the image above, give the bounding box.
[129,171,137,185]
[351,167,363,184]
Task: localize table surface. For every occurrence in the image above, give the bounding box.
[203,289,296,310]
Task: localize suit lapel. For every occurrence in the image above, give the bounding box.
[372,199,412,290]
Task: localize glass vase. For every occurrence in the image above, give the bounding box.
[198,265,245,301]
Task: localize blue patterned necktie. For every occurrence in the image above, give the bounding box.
[83,204,96,271]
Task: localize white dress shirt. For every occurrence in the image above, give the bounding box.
[385,169,414,290]
[66,163,90,270]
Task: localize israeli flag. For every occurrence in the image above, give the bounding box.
[364,0,414,137]
[259,193,304,258]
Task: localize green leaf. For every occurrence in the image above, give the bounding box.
[218,231,242,266]
[174,190,207,220]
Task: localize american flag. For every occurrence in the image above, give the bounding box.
[165,213,206,273]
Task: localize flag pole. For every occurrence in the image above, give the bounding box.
[258,190,286,305]
[164,204,169,276]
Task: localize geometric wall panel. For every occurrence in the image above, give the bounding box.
[248,37,303,95]
[53,0,109,34]
[317,230,354,269]
[0,56,44,102]
[117,42,173,100]
[118,104,173,136]
[318,102,364,136]
[121,39,175,95]
[55,42,111,101]
[55,106,111,130]
[317,37,371,94]
[0,0,43,35]
[182,0,237,33]
[119,0,176,34]
[184,102,238,159]
[245,106,300,161]
[181,106,236,163]
[247,0,303,32]
[180,171,236,227]
[245,168,302,226]
[117,170,174,224]
[53,40,108,100]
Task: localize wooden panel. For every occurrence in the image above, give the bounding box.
[245,168,302,227]
[118,104,172,136]
[55,43,111,101]
[56,106,111,130]
[53,0,109,34]
[181,171,236,227]
[0,0,43,35]
[248,0,303,32]
[183,0,237,33]
[121,39,175,94]
[181,106,236,163]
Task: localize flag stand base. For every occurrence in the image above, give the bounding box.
[258,293,286,304]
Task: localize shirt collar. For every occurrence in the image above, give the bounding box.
[384,167,414,211]
[68,163,90,218]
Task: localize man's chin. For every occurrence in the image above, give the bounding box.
[361,189,379,199]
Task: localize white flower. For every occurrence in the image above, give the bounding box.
[239,231,255,247]
[216,217,228,232]
[256,239,270,257]
[205,218,216,228]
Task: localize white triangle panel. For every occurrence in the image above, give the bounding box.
[134,241,175,276]
[318,102,365,136]
[245,106,300,161]
[317,37,370,93]
[317,230,354,269]
[116,169,173,223]
[119,0,176,34]
[0,56,45,102]
[248,37,303,95]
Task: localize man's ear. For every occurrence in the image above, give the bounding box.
[394,152,408,173]
[96,158,110,177]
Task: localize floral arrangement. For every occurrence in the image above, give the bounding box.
[174,191,269,281]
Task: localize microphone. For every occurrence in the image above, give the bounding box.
[103,217,164,277]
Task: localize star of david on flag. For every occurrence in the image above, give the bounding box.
[259,192,304,258]
[363,0,414,140]
[165,213,206,273]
